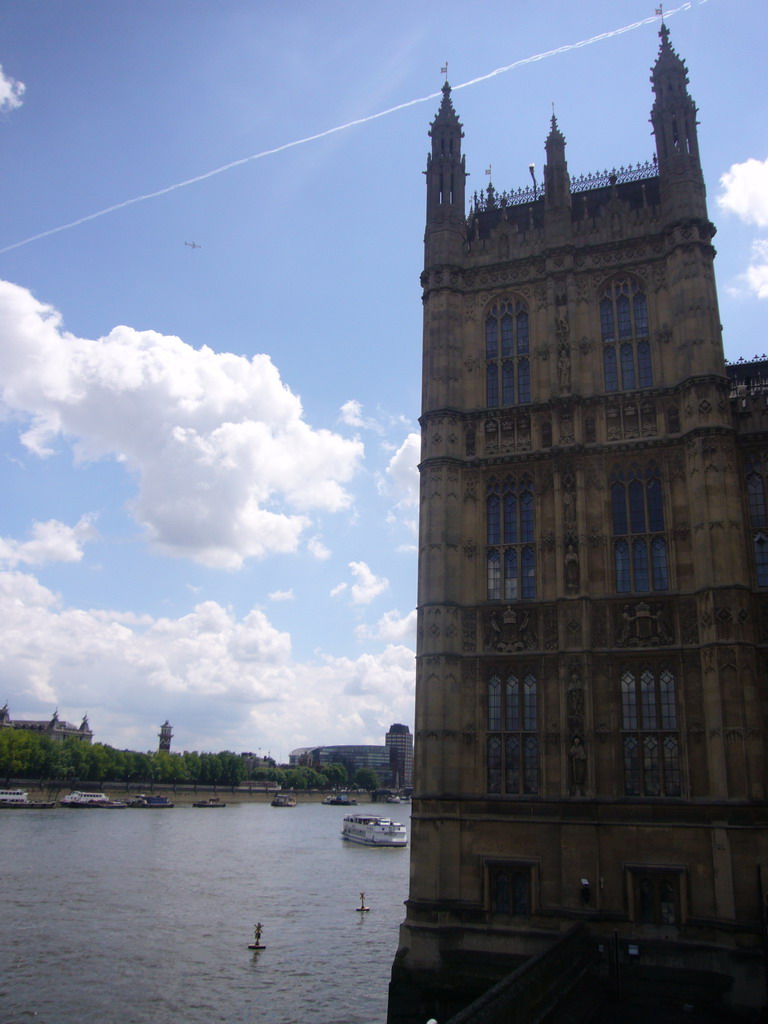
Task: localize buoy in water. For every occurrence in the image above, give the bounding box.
[356,891,370,912]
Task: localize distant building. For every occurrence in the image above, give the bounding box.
[0,704,93,743]
[290,724,413,788]
[385,723,414,789]
[158,720,173,753]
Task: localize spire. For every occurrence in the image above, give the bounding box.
[544,112,571,218]
[650,23,705,219]
[425,81,466,223]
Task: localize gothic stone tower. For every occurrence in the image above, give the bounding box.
[158,720,173,754]
[388,27,768,1022]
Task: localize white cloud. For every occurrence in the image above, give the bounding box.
[348,560,389,604]
[331,561,389,605]
[0,516,96,567]
[0,281,364,568]
[268,588,294,602]
[339,399,383,434]
[384,432,420,509]
[0,568,414,759]
[355,608,417,644]
[718,158,768,300]
[307,535,331,560]
[718,157,768,227]
[0,65,25,113]
[745,240,768,300]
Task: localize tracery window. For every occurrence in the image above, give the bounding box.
[745,454,768,587]
[601,279,652,391]
[486,476,536,600]
[631,869,681,926]
[489,863,532,916]
[486,671,538,794]
[610,463,668,593]
[486,300,531,407]
[621,665,681,797]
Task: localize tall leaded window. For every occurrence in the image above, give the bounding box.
[489,864,532,916]
[486,300,531,407]
[486,475,536,600]
[486,671,538,794]
[632,870,681,926]
[610,463,669,593]
[746,454,768,587]
[621,665,681,797]
[601,278,652,391]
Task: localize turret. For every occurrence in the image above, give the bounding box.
[650,22,707,221]
[424,82,466,265]
[543,113,571,227]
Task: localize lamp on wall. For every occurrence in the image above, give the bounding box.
[580,878,591,904]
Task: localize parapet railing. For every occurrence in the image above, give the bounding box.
[470,158,658,213]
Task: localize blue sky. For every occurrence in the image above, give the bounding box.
[0,0,765,761]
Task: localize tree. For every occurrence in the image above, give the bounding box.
[352,767,380,791]
[321,762,348,788]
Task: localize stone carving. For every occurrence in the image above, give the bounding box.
[569,736,587,795]
[616,601,673,646]
[483,606,537,652]
[462,610,477,652]
[543,606,559,650]
[562,471,577,526]
[590,604,609,648]
[557,345,571,393]
[565,539,579,593]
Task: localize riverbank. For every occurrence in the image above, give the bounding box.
[3,781,376,805]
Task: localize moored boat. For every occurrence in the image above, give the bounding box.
[271,793,297,807]
[0,788,56,809]
[192,797,226,808]
[60,790,126,808]
[341,813,407,847]
[126,794,174,808]
[322,792,357,806]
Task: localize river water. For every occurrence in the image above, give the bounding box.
[0,800,410,1024]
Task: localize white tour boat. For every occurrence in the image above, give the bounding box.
[60,790,126,808]
[341,813,407,847]
[0,788,55,808]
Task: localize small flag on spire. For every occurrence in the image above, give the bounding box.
[655,5,663,15]
[441,62,448,77]
[485,166,492,177]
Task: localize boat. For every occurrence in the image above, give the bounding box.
[341,813,407,847]
[126,794,174,808]
[271,793,297,807]
[192,797,226,807]
[60,790,126,808]
[386,794,402,804]
[322,792,357,806]
[0,788,55,809]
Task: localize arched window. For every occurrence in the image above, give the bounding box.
[610,463,668,593]
[746,455,768,587]
[486,299,531,407]
[620,665,680,796]
[601,279,652,391]
[490,865,531,916]
[487,474,536,600]
[486,670,538,794]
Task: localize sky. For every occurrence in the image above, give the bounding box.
[0,0,766,762]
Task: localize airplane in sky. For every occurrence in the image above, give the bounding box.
[184,241,201,249]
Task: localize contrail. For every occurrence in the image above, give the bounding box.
[0,2,697,257]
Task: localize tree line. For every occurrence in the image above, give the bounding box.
[0,729,380,790]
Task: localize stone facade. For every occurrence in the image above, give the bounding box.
[388,25,768,1023]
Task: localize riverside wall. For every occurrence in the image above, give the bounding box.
[2,780,375,805]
